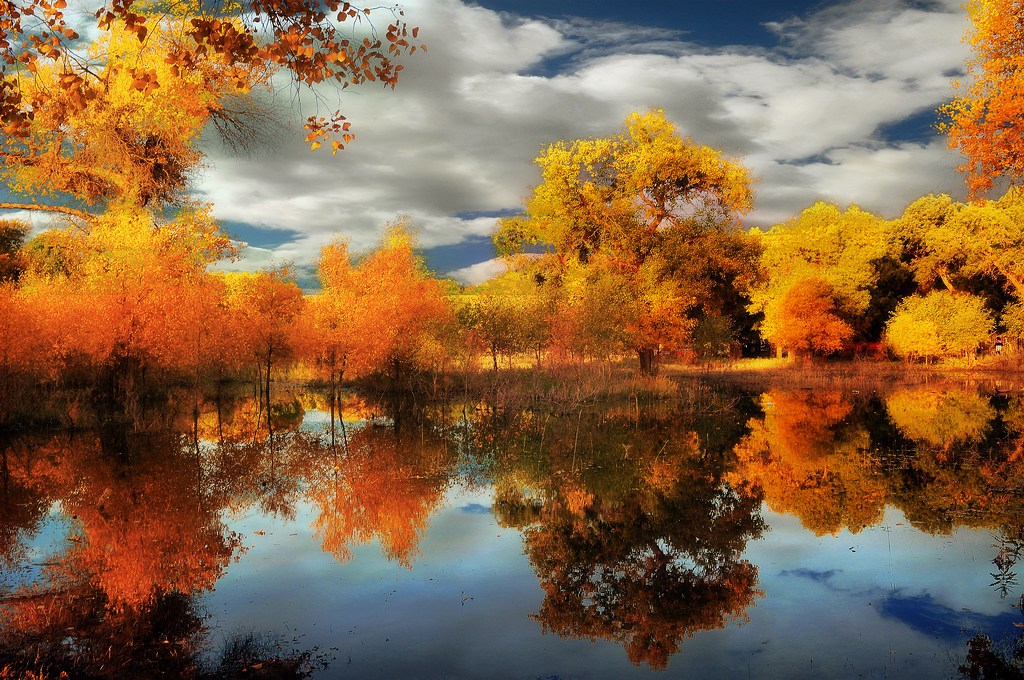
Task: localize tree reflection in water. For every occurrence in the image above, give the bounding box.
[6,383,1024,676]
[0,393,316,678]
[729,389,885,535]
[301,399,458,567]
[481,404,767,669]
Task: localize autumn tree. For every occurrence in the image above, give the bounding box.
[303,236,362,410]
[5,204,238,412]
[0,0,422,165]
[549,263,636,365]
[302,218,452,391]
[884,290,994,361]
[345,220,453,384]
[749,202,894,351]
[940,0,1024,196]
[1,20,270,219]
[224,266,305,404]
[760,275,853,358]
[0,219,28,283]
[495,109,755,375]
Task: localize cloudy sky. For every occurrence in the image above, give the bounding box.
[10,0,976,286]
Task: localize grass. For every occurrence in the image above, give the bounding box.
[664,353,1024,394]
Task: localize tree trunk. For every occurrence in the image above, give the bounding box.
[938,268,957,292]
[638,347,658,376]
[264,349,272,407]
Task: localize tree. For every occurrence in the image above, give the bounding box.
[0,219,28,283]
[302,218,452,388]
[8,204,238,410]
[1,1,422,163]
[884,290,994,361]
[760,275,853,357]
[749,202,893,347]
[940,0,1024,197]
[348,220,453,383]
[1,21,267,218]
[495,109,754,375]
[224,266,305,403]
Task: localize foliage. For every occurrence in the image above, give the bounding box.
[0,0,422,154]
[884,290,994,360]
[885,386,994,448]
[0,219,28,283]
[760,275,853,357]
[304,218,452,384]
[495,109,755,374]
[941,0,1024,196]
[749,201,892,346]
[729,390,883,535]
[897,191,1024,302]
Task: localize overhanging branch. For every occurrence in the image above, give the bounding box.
[0,202,96,222]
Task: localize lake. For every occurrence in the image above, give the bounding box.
[1,379,1022,679]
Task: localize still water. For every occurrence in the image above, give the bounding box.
[1,381,1023,678]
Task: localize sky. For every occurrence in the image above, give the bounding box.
[7,0,974,287]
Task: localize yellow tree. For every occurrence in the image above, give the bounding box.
[749,202,892,352]
[495,109,754,375]
[940,0,1024,197]
[1,0,422,156]
[884,290,994,361]
[1,21,265,218]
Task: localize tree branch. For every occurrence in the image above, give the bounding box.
[0,202,96,222]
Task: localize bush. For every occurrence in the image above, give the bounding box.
[884,291,993,360]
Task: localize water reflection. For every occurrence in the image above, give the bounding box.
[730,389,883,535]
[885,385,995,449]
[478,406,766,668]
[0,421,311,677]
[0,383,1023,677]
[303,413,456,566]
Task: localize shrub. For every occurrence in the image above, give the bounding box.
[884,290,993,360]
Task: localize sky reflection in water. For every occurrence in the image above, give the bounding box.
[202,492,1015,679]
[1,384,1023,679]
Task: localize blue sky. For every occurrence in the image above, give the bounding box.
[4,0,972,287]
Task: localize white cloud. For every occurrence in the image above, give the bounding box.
[448,258,508,286]
[193,0,972,283]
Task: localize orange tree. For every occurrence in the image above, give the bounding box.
[759,275,853,358]
[495,109,755,375]
[302,218,452,390]
[941,0,1024,197]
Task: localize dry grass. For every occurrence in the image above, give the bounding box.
[664,356,1024,393]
